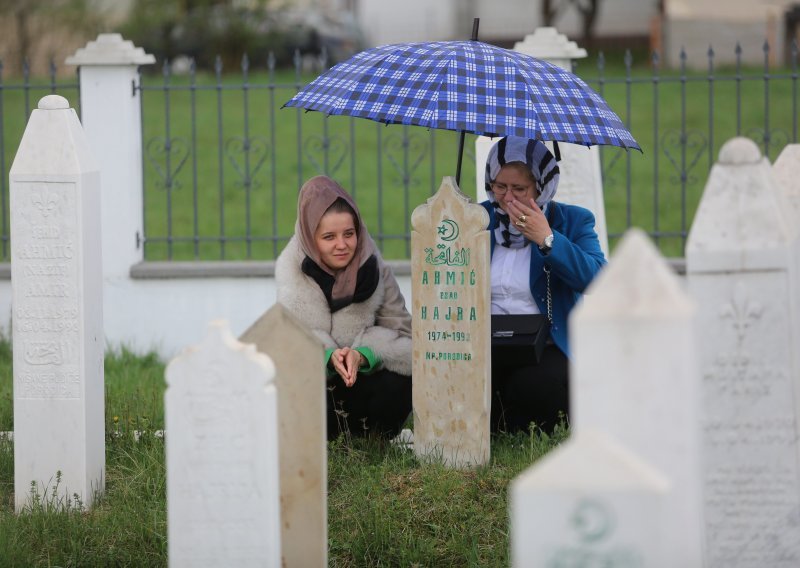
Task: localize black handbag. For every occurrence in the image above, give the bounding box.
[491,265,553,365]
[491,314,550,365]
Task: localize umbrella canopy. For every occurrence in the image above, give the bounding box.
[284,40,641,152]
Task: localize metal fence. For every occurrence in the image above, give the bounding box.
[1,41,797,262]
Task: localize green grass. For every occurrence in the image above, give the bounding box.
[2,56,798,262]
[0,340,567,566]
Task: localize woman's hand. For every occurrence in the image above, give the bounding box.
[331,347,364,387]
[505,197,551,247]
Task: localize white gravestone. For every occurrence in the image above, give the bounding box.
[166,320,281,567]
[570,228,705,566]
[687,137,800,567]
[510,429,671,568]
[10,94,104,511]
[474,27,609,257]
[773,144,800,220]
[411,177,491,468]
[240,304,327,568]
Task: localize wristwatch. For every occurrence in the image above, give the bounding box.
[539,233,554,252]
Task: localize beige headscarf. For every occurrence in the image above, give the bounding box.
[296,175,377,304]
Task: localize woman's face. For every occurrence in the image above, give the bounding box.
[492,164,538,208]
[314,210,358,272]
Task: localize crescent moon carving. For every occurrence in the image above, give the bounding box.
[438,219,459,242]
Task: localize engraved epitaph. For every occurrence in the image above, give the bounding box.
[411,176,491,468]
[166,320,281,567]
[570,228,705,565]
[240,304,327,568]
[10,95,104,510]
[687,138,800,567]
[510,430,671,567]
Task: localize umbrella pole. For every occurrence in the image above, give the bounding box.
[455,18,480,188]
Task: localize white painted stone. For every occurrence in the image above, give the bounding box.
[166,320,280,567]
[773,143,800,222]
[474,27,609,256]
[240,304,327,568]
[570,228,705,566]
[687,137,800,567]
[510,429,671,568]
[411,176,491,468]
[10,95,104,511]
[66,35,154,310]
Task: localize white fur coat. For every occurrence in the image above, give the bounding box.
[275,236,412,376]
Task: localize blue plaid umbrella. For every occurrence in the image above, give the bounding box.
[284,39,640,182]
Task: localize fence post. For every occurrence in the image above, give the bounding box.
[474,27,609,256]
[65,34,155,280]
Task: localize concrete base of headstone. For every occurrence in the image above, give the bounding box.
[411,176,490,469]
[10,94,104,511]
[240,304,327,568]
[166,320,281,567]
[510,429,671,567]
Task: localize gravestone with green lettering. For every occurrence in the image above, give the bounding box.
[410,176,491,468]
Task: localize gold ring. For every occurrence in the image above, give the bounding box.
[515,220,526,227]
[518,214,528,223]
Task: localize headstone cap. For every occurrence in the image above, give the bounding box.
[513,27,588,61]
[66,33,155,66]
[38,95,70,110]
[718,137,761,165]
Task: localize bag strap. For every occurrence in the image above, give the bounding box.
[544,265,553,324]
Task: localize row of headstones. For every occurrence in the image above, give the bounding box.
[509,138,800,567]
[9,92,800,565]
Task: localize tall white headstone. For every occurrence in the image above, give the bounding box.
[166,320,281,567]
[510,429,671,567]
[411,177,491,468]
[570,228,705,566]
[687,137,800,567]
[10,94,104,511]
[240,304,327,568]
[474,27,609,256]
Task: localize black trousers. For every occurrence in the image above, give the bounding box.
[326,368,412,441]
[491,344,569,434]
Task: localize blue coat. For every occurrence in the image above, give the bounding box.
[482,201,606,357]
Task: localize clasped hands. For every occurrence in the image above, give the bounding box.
[331,347,365,387]
[505,197,551,248]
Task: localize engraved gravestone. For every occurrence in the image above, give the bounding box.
[166,320,281,567]
[687,137,800,567]
[411,176,491,468]
[10,95,104,511]
[510,429,670,567]
[240,304,327,568]
[570,228,705,566]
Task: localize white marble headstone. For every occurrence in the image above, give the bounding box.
[510,429,671,567]
[411,176,491,468]
[570,228,705,566]
[240,304,327,568]
[773,143,800,221]
[166,320,281,567]
[687,137,800,567]
[10,95,104,511]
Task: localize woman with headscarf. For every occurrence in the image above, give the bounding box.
[483,136,606,434]
[276,175,412,441]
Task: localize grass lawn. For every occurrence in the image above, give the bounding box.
[2,53,797,262]
[0,341,567,566]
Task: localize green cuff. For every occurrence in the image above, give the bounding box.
[354,346,380,374]
[324,348,336,378]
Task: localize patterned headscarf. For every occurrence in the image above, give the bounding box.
[296,175,377,307]
[484,137,560,248]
